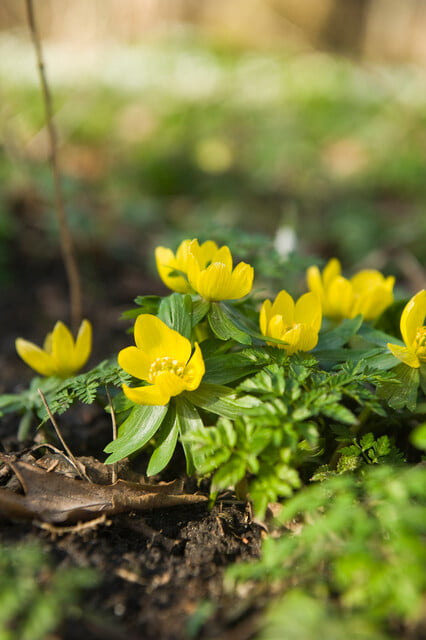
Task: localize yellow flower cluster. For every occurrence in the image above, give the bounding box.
[16,238,412,409]
[306,258,395,322]
[155,239,254,301]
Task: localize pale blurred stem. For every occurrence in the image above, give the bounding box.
[105,387,118,483]
[25,0,82,331]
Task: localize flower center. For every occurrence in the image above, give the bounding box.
[148,356,185,382]
[281,322,301,335]
[414,326,426,361]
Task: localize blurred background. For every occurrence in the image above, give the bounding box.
[1,0,426,382]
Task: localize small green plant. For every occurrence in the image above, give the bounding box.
[225,464,426,639]
[0,543,96,640]
[2,237,425,517]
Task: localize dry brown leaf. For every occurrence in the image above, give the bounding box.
[0,453,207,524]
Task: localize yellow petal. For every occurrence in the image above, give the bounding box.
[155,246,192,293]
[212,245,233,270]
[133,315,191,364]
[15,338,57,376]
[350,269,386,292]
[352,287,394,320]
[176,238,196,264]
[271,290,294,321]
[327,276,354,318]
[295,292,322,331]
[268,314,286,342]
[51,321,74,365]
[72,319,92,371]
[118,345,152,381]
[155,371,187,397]
[183,343,205,390]
[195,262,231,300]
[281,324,303,354]
[198,261,253,301]
[294,325,319,352]
[259,300,272,336]
[122,383,170,406]
[400,290,426,350]
[306,265,324,301]
[197,240,219,266]
[229,262,254,299]
[43,331,53,354]
[323,258,341,287]
[387,343,420,368]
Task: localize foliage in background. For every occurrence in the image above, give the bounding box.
[0,543,96,640]
[1,34,426,290]
[223,463,426,640]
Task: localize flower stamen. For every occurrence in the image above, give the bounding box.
[414,326,426,361]
[148,356,186,382]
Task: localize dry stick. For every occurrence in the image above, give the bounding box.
[25,0,82,331]
[105,387,118,483]
[37,388,91,482]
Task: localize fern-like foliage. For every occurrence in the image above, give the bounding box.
[47,359,132,416]
[188,356,395,517]
[226,464,426,639]
[0,359,131,438]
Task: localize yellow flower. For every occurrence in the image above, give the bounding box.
[387,290,426,368]
[260,290,322,354]
[155,239,219,294]
[187,244,254,301]
[118,314,205,405]
[306,258,394,321]
[16,320,92,378]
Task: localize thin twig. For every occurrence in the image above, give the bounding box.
[25,0,82,331]
[37,388,90,481]
[105,386,118,483]
[35,514,109,537]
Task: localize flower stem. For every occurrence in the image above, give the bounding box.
[25,0,83,331]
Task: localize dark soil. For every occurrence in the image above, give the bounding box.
[0,480,262,640]
[0,219,264,640]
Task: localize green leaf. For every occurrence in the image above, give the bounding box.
[187,383,260,418]
[176,395,203,475]
[314,348,382,367]
[360,433,375,451]
[361,350,402,371]
[175,396,204,474]
[208,302,252,345]
[0,393,27,415]
[146,405,179,476]
[158,293,192,339]
[410,423,426,451]
[212,457,247,491]
[321,404,357,425]
[104,404,168,463]
[377,363,420,411]
[315,315,364,350]
[121,295,161,319]
[192,299,211,325]
[202,352,261,385]
[357,323,404,348]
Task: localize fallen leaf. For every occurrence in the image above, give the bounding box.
[0,454,207,524]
